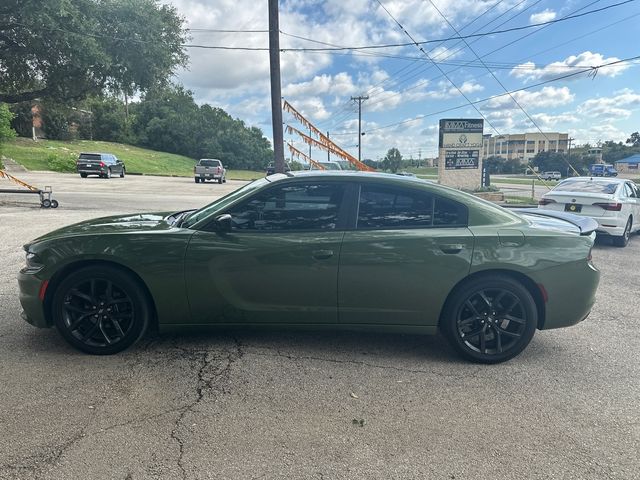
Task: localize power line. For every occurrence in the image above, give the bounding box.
[424,0,579,175]
[277,0,636,52]
[374,0,502,134]
[364,54,640,133]
[363,0,611,109]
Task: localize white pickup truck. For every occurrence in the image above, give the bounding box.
[541,171,561,181]
[194,159,226,184]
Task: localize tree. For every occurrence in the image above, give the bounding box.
[382,148,403,173]
[626,132,640,147]
[0,0,188,104]
[0,103,16,144]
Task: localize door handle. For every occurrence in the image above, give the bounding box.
[312,249,334,260]
[438,244,464,254]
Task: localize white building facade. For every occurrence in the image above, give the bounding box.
[482,132,569,163]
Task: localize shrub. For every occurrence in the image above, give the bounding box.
[46,153,76,172]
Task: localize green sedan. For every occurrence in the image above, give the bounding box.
[18,172,600,363]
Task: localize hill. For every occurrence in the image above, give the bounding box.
[1,138,263,180]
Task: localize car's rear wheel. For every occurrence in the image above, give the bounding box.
[441,275,537,364]
[218,177,223,184]
[120,167,125,178]
[613,217,631,247]
[80,173,87,178]
[52,266,150,355]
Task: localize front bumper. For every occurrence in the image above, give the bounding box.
[17,270,49,328]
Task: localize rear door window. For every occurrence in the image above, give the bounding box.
[200,160,221,167]
[79,153,101,161]
[356,184,468,229]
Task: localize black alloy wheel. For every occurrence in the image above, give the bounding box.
[52,266,150,354]
[613,217,631,247]
[120,167,125,178]
[442,275,537,363]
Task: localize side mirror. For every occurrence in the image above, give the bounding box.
[214,214,232,232]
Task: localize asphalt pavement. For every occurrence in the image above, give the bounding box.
[1,172,639,479]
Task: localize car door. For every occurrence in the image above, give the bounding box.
[112,155,123,174]
[338,182,475,326]
[625,182,640,232]
[184,180,351,325]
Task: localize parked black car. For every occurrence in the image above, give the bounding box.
[76,153,126,179]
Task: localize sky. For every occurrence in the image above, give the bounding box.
[162,0,640,161]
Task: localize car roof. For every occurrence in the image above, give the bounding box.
[559,176,628,184]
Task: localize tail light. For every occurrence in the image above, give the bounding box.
[99,161,105,167]
[538,198,556,205]
[592,202,622,211]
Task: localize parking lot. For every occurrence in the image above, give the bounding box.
[1,172,639,479]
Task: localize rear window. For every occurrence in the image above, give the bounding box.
[78,153,102,161]
[199,159,221,167]
[554,180,619,194]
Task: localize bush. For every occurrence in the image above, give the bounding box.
[46,153,76,172]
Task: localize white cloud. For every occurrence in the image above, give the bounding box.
[529,9,556,24]
[484,86,574,111]
[576,89,640,120]
[510,51,630,82]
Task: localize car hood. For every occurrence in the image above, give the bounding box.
[29,212,174,245]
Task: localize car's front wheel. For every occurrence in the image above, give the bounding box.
[120,167,125,178]
[613,217,631,247]
[51,266,150,354]
[441,275,538,364]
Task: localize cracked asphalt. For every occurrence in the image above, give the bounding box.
[1,172,639,479]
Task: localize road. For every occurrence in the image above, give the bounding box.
[1,172,639,479]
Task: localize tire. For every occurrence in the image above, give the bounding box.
[80,173,87,178]
[51,266,150,355]
[41,199,51,208]
[195,177,200,183]
[50,199,59,208]
[441,275,538,364]
[223,176,227,183]
[120,167,125,178]
[105,168,112,179]
[613,217,632,247]
[218,177,223,184]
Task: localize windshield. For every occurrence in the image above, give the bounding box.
[554,180,619,194]
[182,177,271,227]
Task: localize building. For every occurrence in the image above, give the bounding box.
[615,153,640,174]
[482,132,569,163]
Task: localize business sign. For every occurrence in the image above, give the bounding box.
[441,132,483,149]
[444,150,479,170]
[439,118,484,147]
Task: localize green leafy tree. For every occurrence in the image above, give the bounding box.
[627,132,640,147]
[0,103,16,144]
[0,0,188,104]
[382,148,403,173]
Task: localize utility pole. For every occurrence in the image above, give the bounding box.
[351,95,369,162]
[567,136,575,177]
[418,148,422,167]
[327,131,330,163]
[309,127,312,160]
[268,0,285,173]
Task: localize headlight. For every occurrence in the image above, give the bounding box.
[22,252,44,274]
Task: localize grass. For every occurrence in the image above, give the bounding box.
[2,137,264,179]
[490,177,558,186]
[405,166,438,175]
[503,195,537,205]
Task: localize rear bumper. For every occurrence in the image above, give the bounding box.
[195,173,223,179]
[77,167,107,175]
[533,260,600,330]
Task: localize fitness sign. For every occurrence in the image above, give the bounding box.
[439,119,484,170]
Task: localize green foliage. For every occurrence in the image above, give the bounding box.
[601,140,640,163]
[0,0,187,104]
[627,132,640,147]
[41,103,74,140]
[46,152,76,172]
[483,156,524,174]
[382,148,403,173]
[0,103,16,144]
[531,151,589,176]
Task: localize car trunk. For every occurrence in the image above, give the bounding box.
[540,192,618,218]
